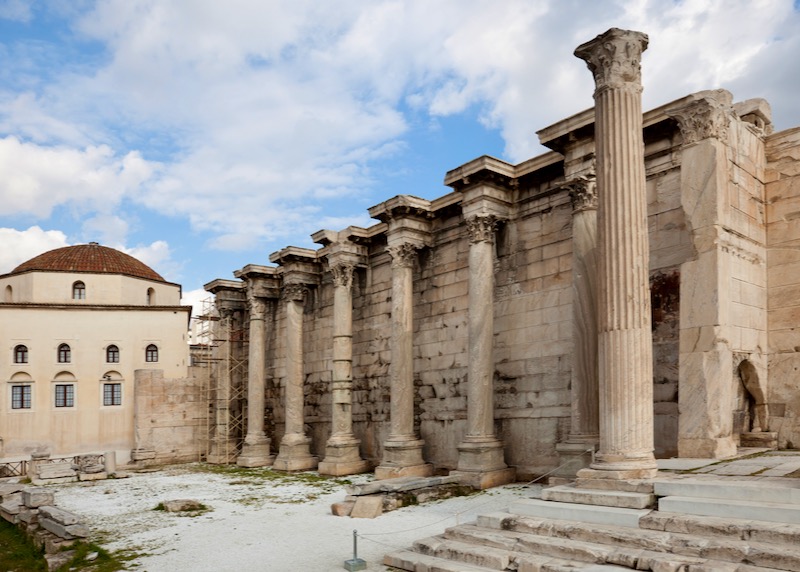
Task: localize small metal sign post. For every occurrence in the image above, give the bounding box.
[343,529,366,571]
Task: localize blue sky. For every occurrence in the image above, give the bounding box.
[0,0,799,313]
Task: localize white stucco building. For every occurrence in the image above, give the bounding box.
[0,242,192,461]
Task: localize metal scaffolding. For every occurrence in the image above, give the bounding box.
[195,297,247,464]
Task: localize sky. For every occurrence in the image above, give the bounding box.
[0,0,799,315]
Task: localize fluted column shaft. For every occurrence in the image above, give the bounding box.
[331,266,355,439]
[576,28,656,474]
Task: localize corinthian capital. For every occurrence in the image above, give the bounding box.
[574,28,648,93]
[330,263,355,289]
[246,288,267,317]
[387,243,419,269]
[565,175,598,213]
[281,283,307,303]
[466,215,498,244]
[667,90,733,145]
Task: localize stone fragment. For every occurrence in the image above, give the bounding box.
[39,517,89,539]
[350,496,383,518]
[161,499,206,512]
[37,463,77,479]
[23,488,54,508]
[45,551,74,571]
[38,505,81,525]
[79,471,108,481]
[331,501,355,517]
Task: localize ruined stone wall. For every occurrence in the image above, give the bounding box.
[766,126,800,448]
[133,368,205,464]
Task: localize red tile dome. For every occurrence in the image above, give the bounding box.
[11,243,165,282]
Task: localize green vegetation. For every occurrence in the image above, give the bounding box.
[0,519,47,571]
[190,463,355,494]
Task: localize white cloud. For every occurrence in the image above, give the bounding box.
[0,0,798,264]
[0,136,157,218]
[122,240,179,281]
[0,0,32,23]
[0,226,68,273]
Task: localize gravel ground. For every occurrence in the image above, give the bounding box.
[53,464,535,571]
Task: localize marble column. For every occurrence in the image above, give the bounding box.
[273,284,317,471]
[575,28,657,478]
[556,176,600,476]
[453,215,515,488]
[375,243,432,479]
[237,289,274,467]
[318,262,369,476]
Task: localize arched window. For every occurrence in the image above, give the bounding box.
[147,288,155,305]
[106,345,120,363]
[4,285,12,303]
[14,345,28,364]
[145,344,158,363]
[58,343,71,363]
[72,281,86,300]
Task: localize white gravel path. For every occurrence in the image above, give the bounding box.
[53,464,536,571]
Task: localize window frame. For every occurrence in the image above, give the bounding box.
[57,343,71,363]
[14,344,28,364]
[106,344,120,363]
[72,281,86,300]
[145,344,159,363]
[54,384,74,408]
[11,384,32,410]
[103,382,122,406]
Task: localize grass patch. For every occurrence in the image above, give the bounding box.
[56,542,129,572]
[190,463,355,494]
[0,519,47,571]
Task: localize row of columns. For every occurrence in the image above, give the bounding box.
[213,27,661,483]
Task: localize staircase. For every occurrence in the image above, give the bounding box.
[383,476,800,571]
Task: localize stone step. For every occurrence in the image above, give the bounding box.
[475,512,800,570]
[654,478,800,505]
[508,497,651,528]
[659,496,800,525]
[542,484,655,509]
[639,511,800,546]
[383,548,497,571]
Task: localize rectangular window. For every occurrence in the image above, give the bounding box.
[103,383,122,406]
[11,385,31,409]
[55,384,74,408]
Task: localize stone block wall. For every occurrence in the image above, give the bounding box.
[766,126,800,448]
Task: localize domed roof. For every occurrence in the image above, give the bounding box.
[10,243,165,282]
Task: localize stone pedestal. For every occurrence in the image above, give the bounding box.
[273,284,317,472]
[319,256,369,476]
[238,281,274,468]
[575,28,657,478]
[375,242,432,480]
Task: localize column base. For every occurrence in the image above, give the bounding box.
[553,441,598,479]
[207,438,240,465]
[678,436,737,459]
[273,434,317,472]
[237,437,274,468]
[578,466,657,481]
[456,437,508,473]
[740,432,778,449]
[318,438,370,476]
[451,467,516,490]
[375,438,431,480]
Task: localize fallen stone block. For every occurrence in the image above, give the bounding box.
[161,499,206,512]
[18,507,39,525]
[39,517,89,539]
[0,483,25,497]
[45,550,74,571]
[78,471,107,481]
[39,505,81,525]
[23,488,54,508]
[350,496,383,519]
[44,534,77,554]
[331,501,355,516]
[37,464,77,479]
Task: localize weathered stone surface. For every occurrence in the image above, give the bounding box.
[161,499,206,512]
[22,488,54,508]
[39,517,89,539]
[37,463,77,479]
[330,501,355,516]
[350,496,383,519]
[38,505,81,525]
